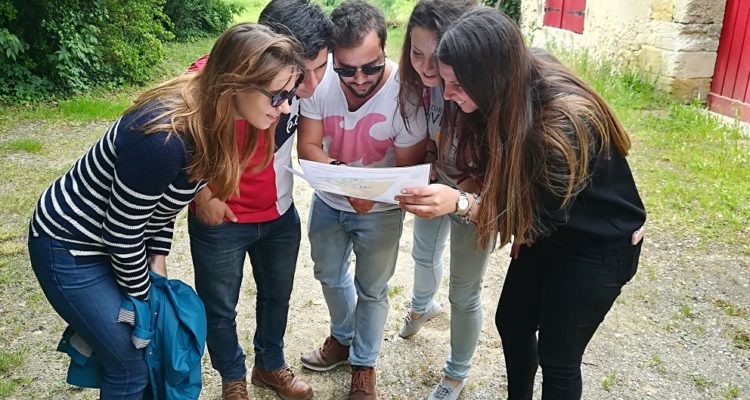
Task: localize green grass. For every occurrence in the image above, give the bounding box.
[57,96,134,122]
[714,299,748,318]
[0,350,25,397]
[0,139,42,153]
[647,353,662,367]
[0,350,24,375]
[601,372,616,391]
[640,104,748,245]
[725,383,741,400]
[678,304,694,319]
[692,375,712,391]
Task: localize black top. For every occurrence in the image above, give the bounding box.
[537,144,647,250]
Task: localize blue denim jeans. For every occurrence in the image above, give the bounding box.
[307,194,404,367]
[188,204,301,380]
[28,232,148,399]
[410,214,492,380]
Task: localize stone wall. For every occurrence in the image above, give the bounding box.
[520,0,727,101]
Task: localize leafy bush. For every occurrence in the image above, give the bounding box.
[485,0,521,24]
[319,0,344,14]
[0,0,52,101]
[0,0,172,102]
[97,0,173,85]
[163,0,242,41]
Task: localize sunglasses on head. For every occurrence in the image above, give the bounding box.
[333,62,386,78]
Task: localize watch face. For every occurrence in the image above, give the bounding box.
[458,196,469,211]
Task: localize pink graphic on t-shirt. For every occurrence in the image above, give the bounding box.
[323,113,395,166]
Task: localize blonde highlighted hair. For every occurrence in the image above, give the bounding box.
[125,23,303,200]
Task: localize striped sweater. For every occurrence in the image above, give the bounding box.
[31,106,206,299]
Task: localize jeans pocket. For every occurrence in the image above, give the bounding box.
[616,241,642,285]
[45,240,113,290]
[188,211,228,234]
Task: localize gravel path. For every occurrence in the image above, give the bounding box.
[4,140,749,400]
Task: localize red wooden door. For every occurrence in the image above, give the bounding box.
[708,0,750,122]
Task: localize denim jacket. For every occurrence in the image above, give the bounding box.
[57,273,206,399]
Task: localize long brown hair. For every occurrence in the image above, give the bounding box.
[437,7,631,248]
[126,23,303,200]
[397,0,477,133]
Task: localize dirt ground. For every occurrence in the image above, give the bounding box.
[3,140,750,400]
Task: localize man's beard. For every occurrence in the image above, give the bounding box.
[343,71,384,99]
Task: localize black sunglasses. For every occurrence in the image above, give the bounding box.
[333,61,386,78]
[257,84,299,107]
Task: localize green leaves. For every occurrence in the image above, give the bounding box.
[0,0,237,103]
[163,0,242,41]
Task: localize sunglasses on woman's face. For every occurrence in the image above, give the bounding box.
[257,84,299,108]
[333,61,386,78]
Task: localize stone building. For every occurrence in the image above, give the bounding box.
[519,0,749,122]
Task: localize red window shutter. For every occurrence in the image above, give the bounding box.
[562,0,586,34]
[544,0,564,28]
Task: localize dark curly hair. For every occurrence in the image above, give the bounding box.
[259,0,334,59]
[330,0,386,49]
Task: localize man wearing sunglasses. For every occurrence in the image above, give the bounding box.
[297,1,428,399]
[185,1,333,400]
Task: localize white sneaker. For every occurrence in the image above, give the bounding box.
[428,378,466,400]
[399,300,443,338]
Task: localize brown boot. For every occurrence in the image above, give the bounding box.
[222,377,249,400]
[349,366,376,400]
[251,366,313,400]
[300,335,350,371]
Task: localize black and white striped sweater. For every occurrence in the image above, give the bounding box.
[31,107,207,300]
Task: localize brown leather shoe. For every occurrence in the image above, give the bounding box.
[222,377,249,400]
[349,366,376,400]
[300,335,350,371]
[251,366,313,400]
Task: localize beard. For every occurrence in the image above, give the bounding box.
[342,71,384,99]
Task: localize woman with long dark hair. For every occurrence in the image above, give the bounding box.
[396,1,487,400]
[397,7,646,399]
[27,24,303,399]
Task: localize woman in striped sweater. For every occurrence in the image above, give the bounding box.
[27,23,303,399]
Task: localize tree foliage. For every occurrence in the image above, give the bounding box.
[484,0,521,24]
[163,0,243,40]
[0,0,238,103]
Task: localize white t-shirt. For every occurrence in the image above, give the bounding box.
[424,86,464,187]
[300,58,427,212]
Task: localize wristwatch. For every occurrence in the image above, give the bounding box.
[454,190,469,215]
